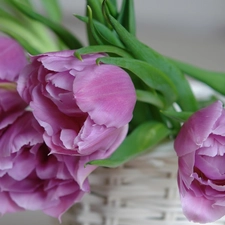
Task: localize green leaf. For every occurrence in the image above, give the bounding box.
[129,102,152,132]
[169,57,225,96]
[97,57,178,108]
[75,15,124,48]
[40,0,62,22]
[86,0,105,25]
[0,10,48,54]
[86,0,105,44]
[5,0,33,8]
[161,110,192,122]
[75,45,132,60]
[198,96,219,109]
[102,0,197,112]
[88,121,170,167]
[136,89,165,109]
[106,0,118,18]
[0,1,60,52]
[10,0,83,49]
[0,27,40,54]
[108,0,117,8]
[86,5,104,45]
[109,0,117,6]
[117,0,136,35]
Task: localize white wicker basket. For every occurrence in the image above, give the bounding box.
[55,142,225,225]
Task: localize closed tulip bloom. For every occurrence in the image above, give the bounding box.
[17,50,136,160]
[0,112,89,219]
[174,101,225,223]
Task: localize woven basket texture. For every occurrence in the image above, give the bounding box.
[55,142,225,225]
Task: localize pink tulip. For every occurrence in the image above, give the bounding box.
[17,50,136,160]
[0,112,89,219]
[174,101,225,223]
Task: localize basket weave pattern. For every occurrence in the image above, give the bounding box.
[58,142,225,225]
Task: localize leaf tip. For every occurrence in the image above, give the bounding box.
[96,57,102,65]
[74,51,83,61]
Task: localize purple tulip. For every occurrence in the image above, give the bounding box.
[174,101,225,223]
[0,111,89,219]
[0,36,27,131]
[17,50,136,159]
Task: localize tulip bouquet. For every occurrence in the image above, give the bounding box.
[0,0,225,224]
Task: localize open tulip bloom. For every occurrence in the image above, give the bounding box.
[0,0,225,223]
[174,101,225,223]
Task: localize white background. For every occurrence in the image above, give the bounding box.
[1,1,225,225]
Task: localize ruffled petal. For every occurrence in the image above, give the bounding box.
[0,112,42,157]
[174,101,223,157]
[75,117,127,155]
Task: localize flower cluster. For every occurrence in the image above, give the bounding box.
[0,37,136,219]
[1,0,225,223]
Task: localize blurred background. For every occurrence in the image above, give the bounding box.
[1,0,225,224]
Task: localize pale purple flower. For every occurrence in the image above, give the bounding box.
[174,101,225,223]
[17,50,136,160]
[0,111,89,219]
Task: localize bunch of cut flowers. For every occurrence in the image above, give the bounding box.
[0,0,225,223]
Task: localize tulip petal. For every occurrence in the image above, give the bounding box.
[181,189,225,223]
[0,157,13,171]
[0,88,27,130]
[74,64,136,128]
[43,188,85,220]
[195,154,225,180]
[76,116,127,155]
[0,112,43,157]
[177,153,195,194]
[213,110,225,136]
[0,192,23,215]
[174,101,222,157]
[0,36,27,81]
[76,124,128,188]
[8,150,36,181]
[37,50,104,72]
